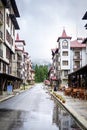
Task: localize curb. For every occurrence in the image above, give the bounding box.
[0,86,33,103]
[0,95,14,102]
[51,92,87,130]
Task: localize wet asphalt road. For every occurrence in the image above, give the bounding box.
[0,84,59,130]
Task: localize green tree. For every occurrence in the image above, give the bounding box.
[34,64,48,83]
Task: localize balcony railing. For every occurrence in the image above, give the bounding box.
[73,65,80,71]
[0,48,3,57]
[73,55,81,60]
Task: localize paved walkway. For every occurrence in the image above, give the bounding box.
[0,86,32,102]
[51,90,87,130]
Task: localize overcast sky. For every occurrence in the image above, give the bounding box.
[16,0,87,62]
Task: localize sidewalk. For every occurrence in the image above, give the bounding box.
[0,85,32,102]
[51,90,87,130]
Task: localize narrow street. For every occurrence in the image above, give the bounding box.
[0,83,82,130]
[0,84,59,130]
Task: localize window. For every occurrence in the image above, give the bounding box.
[6,30,13,45]
[74,61,80,68]
[62,61,68,65]
[75,51,80,56]
[13,54,15,60]
[3,63,6,73]
[75,51,80,58]
[62,51,68,56]
[0,61,1,71]
[11,21,12,34]
[64,70,68,76]
[6,13,9,26]
[6,47,10,59]
[62,40,68,49]
[13,26,15,36]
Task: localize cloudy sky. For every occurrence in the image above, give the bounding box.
[16,0,87,62]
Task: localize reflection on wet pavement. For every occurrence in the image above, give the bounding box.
[0,84,82,130]
[0,108,58,130]
[52,103,82,130]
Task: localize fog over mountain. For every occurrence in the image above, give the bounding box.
[32,58,51,66]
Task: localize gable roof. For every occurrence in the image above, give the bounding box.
[57,29,72,42]
[51,48,58,56]
[10,0,20,17]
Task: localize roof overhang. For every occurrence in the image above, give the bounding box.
[1,0,10,8]
[68,64,87,76]
[0,73,22,81]
[84,24,87,29]
[57,37,72,42]
[1,0,20,17]
[9,14,20,30]
[82,11,87,20]
[15,40,26,45]
[10,0,20,17]
[82,38,87,44]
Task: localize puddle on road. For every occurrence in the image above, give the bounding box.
[52,103,82,130]
[0,103,82,130]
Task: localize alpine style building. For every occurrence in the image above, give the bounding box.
[50,29,86,88]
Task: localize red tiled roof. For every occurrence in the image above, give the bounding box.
[15,33,26,45]
[57,29,72,42]
[15,48,23,52]
[31,69,35,72]
[62,29,68,37]
[70,40,86,48]
[15,40,26,45]
[51,76,57,81]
